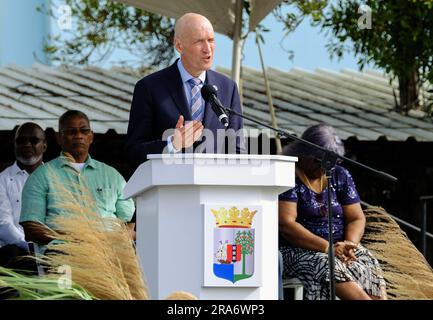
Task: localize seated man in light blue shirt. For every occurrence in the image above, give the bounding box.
[20,110,135,245]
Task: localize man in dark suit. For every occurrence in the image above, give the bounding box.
[126,12,244,169]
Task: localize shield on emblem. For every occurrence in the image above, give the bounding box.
[211,207,256,284]
[213,227,255,283]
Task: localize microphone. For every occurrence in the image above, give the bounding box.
[201,84,229,127]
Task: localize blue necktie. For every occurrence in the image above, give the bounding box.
[187,78,204,121]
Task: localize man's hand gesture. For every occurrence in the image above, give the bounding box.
[172,115,204,151]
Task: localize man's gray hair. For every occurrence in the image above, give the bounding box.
[59,110,90,131]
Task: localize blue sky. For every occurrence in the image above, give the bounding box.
[92,3,366,72]
[1,0,370,73]
[101,13,365,73]
[212,14,362,72]
[0,0,49,66]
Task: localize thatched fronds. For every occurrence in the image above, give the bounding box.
[362,206,433,299]
[0,266,93,300]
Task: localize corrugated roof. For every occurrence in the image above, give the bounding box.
[218,66,433,141]
[1,63,432,141]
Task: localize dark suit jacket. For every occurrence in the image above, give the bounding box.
[126,60,244,168]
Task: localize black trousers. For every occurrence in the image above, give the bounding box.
[0,244,35,270]
[0,244,39,299]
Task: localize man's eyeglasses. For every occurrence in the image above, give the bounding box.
[61,128,92,136]
[15,137,42,145]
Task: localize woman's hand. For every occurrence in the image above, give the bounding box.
[333,241,358,265]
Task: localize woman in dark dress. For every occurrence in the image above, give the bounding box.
[279,124,387,300]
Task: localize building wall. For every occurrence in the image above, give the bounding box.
[0,0,49,67]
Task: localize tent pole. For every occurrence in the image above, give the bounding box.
[255,33,282,154]
[231,0,243,87]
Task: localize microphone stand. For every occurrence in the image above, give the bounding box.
[220,103,397,300]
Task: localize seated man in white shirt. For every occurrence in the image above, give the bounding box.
[0,122,46,268]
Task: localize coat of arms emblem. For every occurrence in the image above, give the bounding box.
[211,207,256,283]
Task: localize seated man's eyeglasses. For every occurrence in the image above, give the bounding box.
[61,128,92,136]
[15,137,42,145]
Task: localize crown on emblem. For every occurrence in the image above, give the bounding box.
[211,207,256,228]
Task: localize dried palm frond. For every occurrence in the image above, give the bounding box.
[41,165,196,300]
[3,163,196,300]
[41,167,150,300]
[45,213,149,300]
[362,206,433,299]
[165,291,198,300]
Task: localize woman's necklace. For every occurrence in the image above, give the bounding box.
[297,168,326,193]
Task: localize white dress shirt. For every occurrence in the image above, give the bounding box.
[0,162,28,248]
[166,59,207,153]
[177,58,206,107]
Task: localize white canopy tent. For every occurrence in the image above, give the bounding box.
[114,0,283,84]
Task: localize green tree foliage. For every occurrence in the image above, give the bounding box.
[321,0,433,114]
[412,0,433,8]
[235,230,254,275]
[40,0,175,68]
[271,0,327,61]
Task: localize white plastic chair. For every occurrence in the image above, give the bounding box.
[283,277,304,300]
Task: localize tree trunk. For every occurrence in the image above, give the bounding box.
[242,253,246,275]
[397,69,419,114]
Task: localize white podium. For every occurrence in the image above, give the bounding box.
[124,154,297,300]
